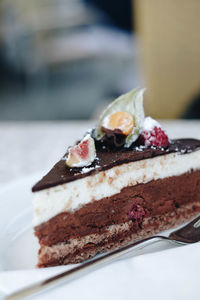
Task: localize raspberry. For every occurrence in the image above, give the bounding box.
[128,203,146,222]
[140,126,169,147]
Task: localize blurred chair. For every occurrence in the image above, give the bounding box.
[0,0,97,77]
[0,0,137,120]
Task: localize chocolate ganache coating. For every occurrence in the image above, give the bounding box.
[32,139,200,192]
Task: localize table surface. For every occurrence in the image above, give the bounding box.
[0,120,200,186]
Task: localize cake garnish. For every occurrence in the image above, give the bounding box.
[102,111,134,136]
[66,134,96,167]
[94,88,145,148]
[128,203,146,222]
[140,117,169,147]
[66,88,170,170]
[81,166,95,174]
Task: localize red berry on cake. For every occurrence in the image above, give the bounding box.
[140,117,169,147]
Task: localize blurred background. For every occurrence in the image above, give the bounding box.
[0,0,200,121]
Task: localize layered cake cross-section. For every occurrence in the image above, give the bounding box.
[32,88,200,267]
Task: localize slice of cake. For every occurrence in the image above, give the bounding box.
[32,88,200,268]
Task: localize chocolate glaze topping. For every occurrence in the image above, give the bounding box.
[100,127,127,147]
[32,138,200,192]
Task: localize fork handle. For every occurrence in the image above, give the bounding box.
[5,236,167,300]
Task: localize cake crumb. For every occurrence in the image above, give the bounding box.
[81,167,95,174]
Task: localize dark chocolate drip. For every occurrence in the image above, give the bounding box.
[32,139,200,192]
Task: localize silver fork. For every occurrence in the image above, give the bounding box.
[2,215,200,300]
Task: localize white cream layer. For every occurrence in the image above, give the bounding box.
[33,150,200,226]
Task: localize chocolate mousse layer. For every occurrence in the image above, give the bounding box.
[37,200,200,267]
[32,139,200,192]
[35,169,200,247]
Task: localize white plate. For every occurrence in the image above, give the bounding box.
[0,174,41,271]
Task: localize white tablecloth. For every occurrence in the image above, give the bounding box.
[0,243,200,300]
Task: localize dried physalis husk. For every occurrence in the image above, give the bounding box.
[94,88,145,148]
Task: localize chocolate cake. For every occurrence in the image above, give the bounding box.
[32,88,200,268]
